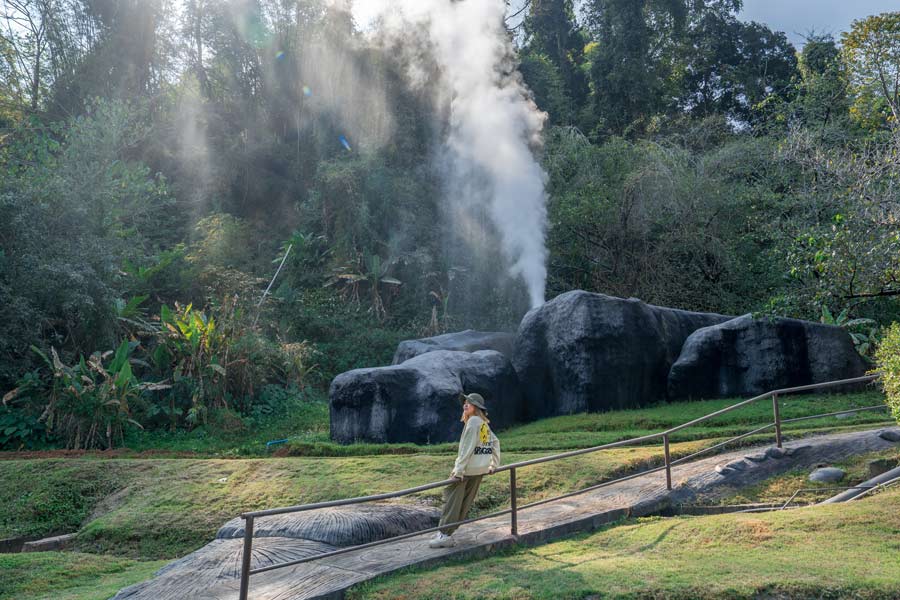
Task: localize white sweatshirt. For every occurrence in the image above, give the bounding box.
[451,415,501,478]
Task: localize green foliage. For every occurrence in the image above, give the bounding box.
[777,128,900,319]
[150,300,308,428]
[842,12,900,129]
[285,288,415,386]
[819,306,879,358]
[542,127,781,313]
[875,322,900,423]
[6,341,163,450]
[0,99,171,389]
[0,403,45,450]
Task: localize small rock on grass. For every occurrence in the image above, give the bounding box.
[765,447,785,459]
[809,467,845,483]
[878,430,900,443]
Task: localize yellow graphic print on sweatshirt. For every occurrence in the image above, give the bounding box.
[479,422,490,444]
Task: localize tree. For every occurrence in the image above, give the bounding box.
[585,0,687,134]
[794,34,850,129]
[776,127,900,319]
[842,12,900,129]
[673,3,797,125]
[522,0,589,122]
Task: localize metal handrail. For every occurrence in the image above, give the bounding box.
[237,372,884,599]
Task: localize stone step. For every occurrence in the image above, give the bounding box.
[22,533,76,553]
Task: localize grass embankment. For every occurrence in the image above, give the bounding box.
[0,553,166,600]
[349,487,900,600]
[0,390,895,600]
[0,442,706,559]
[0,390,892,559]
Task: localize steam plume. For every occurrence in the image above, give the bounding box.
[351,0,549,308]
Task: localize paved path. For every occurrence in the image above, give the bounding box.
[114,426,900,600]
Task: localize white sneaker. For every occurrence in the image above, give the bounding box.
[428,532,456,548]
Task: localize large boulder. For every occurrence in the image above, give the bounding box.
[667,315,868,399]
[216,504,439,546]
[330,350,523,444]
[392,330,516,364]
[512,291,731,419]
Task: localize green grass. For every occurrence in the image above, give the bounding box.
[0,441,709,558]
[275,390,891,457]
[348,487,900,600]
[0,553,166,600]
[0,390,893,559]
[717,446,900,506]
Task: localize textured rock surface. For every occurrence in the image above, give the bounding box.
[668,314,868,399]
[393,330,516,364]
[512,291,730,418]
[330,350,523,444]
[809,467,845,483]
[217,504,439,546]
[880,429,900,442]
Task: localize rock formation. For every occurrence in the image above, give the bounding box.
[330,350,523,444]
[392,330,516,364]
[667,315,868,399]
[511,291,731,419]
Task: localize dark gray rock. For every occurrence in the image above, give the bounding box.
[330,350,523,444]
[511,291,730,419]
[784,445,812,457]
[112,537,336,599]
[809,467,845,483]
[765,447,786,459]
[879,429,900,442]
[22,533,76,552]
[393,330,516,364]
[668,315,867,400]
[217,504,438,546]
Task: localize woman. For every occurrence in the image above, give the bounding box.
[429,392,501,548]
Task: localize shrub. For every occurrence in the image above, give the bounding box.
[4,342,166,450]
[148,300,316,428]
[875,322,900,423]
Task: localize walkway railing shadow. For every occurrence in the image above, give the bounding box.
[237,373,885,599]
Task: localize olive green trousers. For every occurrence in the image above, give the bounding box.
[439,475,483,535]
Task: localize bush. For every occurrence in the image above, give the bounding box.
[3,342,163,450]
[875,322,900,423]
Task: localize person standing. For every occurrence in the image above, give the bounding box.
[429,392,501,548]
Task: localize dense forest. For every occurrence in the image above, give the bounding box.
[1,0,899,450]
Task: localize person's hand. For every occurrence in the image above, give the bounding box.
[450,472,463,481]
[487,467,495,475]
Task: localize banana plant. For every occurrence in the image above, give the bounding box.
[820,305,879,358]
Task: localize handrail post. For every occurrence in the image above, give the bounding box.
[509,467,518,537]
[772,393,782,449]
[663,434,672,491]
[239,515,254,600]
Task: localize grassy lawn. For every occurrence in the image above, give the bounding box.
[0,441,708,559]
[0,553,166,600]
[717,446,900,506]
[0,390,893,559]
[0,389,895,600]
[348,487,900,600]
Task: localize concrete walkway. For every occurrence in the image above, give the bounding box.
[114,426,900,600]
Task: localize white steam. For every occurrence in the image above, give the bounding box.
[351,0,548,308]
